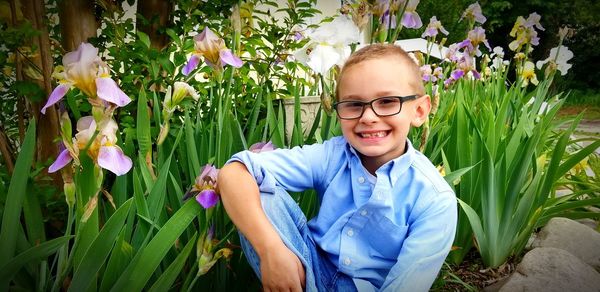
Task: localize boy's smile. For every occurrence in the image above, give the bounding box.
[337,55,429,174]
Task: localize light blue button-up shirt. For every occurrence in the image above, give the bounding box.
[230,136,457,291]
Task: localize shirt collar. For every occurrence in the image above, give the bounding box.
[343,137,416,187]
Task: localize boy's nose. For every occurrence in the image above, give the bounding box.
[359,106,379,123]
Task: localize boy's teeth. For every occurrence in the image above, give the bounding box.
[361,131,386,138]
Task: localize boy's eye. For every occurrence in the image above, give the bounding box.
[374,97,400,106]
[342,101,364,109]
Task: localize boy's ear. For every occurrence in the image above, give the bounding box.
[410,95,431,127]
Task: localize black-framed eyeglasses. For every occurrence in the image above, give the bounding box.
[333,95,418,120]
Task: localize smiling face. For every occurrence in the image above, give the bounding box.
[337,54,430,174]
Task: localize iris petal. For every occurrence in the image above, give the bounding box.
[219,49,243,68]
[307,45,340,75]
[48,149,73,173]
[196,189,219,209]
[96,77,131,107]
[41,84,70,114]
[182,55,201,76]
[98,145,132,176]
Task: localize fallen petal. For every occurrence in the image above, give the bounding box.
[96,77,131,107]
[98,145,133,176]
[196,189,219,208]
[48,149,73,173]
[41,84,70,114]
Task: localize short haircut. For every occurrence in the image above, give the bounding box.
[335,43,425,99]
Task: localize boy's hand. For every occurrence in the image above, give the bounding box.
[260,243,306,292]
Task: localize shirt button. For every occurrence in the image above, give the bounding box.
[360,210,368,216]
[347,228,354,237]
[358,176,365,184]
[344,257,352,265]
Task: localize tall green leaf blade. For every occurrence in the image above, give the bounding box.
[68,199,133,292]
[137,88,152,156]
[556,139,600,180]
[457,198,488,260]
[99,232,134,292]
[147,232,197,292]
[110,200,201,292]
[184,113,201,176]
[22,184,46,245]
[147,156,172,221]
[0,235,72,285]
[0,120,36,269]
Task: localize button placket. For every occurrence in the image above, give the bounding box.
[347,228,354,237]
[343,257,352,266]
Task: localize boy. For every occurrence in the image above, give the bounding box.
[218,44,457,291]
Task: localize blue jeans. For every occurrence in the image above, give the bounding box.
[239,188,358,292]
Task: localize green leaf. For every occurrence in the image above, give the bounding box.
[0,120,36,270]
[137,88,152,156]
[98,233,134,292]
[443,164,477,187]
[147,232,197,292]
[110,200,202,292]
[138,31,151,48]
[68,199,133,292]
[165,29,181,47]
[457,198,488,264]
[184,113,201,176]
[0,235,72,285]
[147,155,172,221]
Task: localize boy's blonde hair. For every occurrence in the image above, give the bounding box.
[335,44,425,100]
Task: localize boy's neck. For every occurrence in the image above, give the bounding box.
[359,142,407,175]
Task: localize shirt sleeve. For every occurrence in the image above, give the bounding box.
[226,140,333,194]
[378,190,457,292]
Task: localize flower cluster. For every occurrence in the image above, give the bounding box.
[41,43,131,114]
[183,164,220,209]
[460,2,486,25]
[182,27,243,76]
[157,81,199,145]
[421,16,448,39]
[294,15,360,75]
[49,114,132,176]
[509,13,544,52]
[196,225,233,276]
[45,43,133,176]
[443,26,491,87]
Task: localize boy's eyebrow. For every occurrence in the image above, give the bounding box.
[340,91,411,100]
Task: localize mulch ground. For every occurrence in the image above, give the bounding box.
[432,250,518,291]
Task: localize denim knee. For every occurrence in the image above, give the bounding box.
[259,188,307,230]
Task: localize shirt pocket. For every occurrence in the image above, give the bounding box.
[363,214,408,260]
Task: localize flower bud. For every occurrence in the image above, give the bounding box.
[64,182,76,207]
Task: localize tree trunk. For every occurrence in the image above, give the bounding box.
[58,0,98,51]
[19,0,61,185]
[0,126,15,175]
[137,0,173,50]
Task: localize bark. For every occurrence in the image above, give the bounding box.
[58,0,98,51]
[18,0,61,185]
[0,126,15,175]
[137,0,173,50]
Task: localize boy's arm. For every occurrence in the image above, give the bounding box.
[218,161,306,292]
[379,191,457,292]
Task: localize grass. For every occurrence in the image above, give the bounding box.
[557,89,600,120]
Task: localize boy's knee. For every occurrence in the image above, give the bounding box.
[259,189,306,229]
[258,190,288,216]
